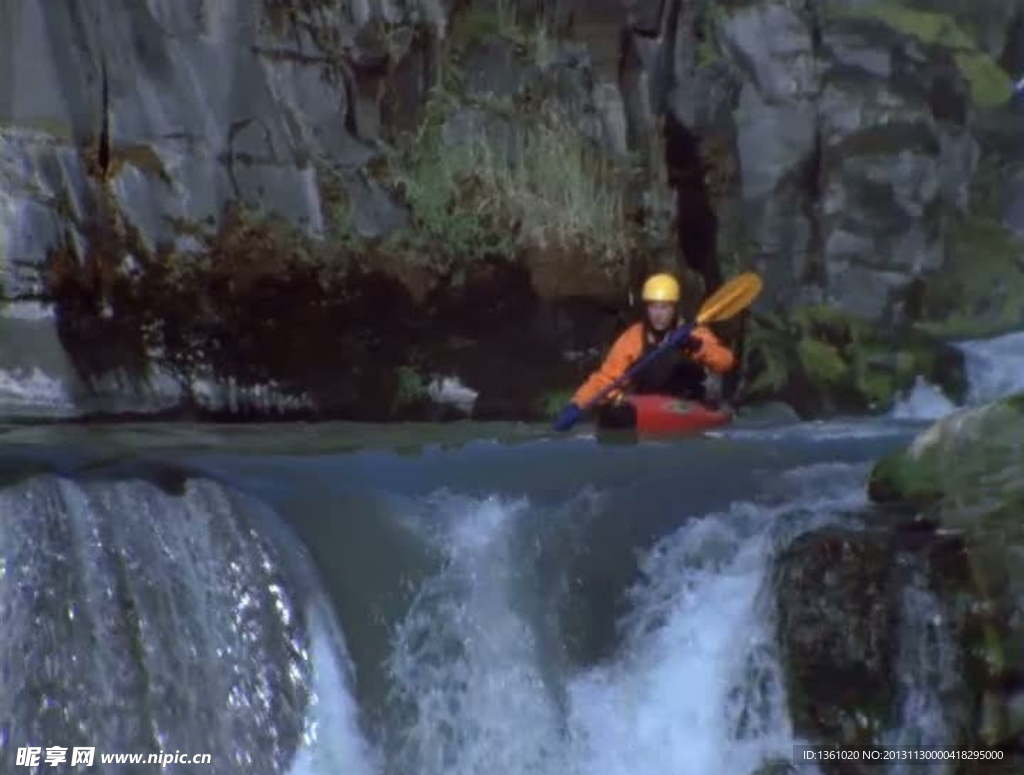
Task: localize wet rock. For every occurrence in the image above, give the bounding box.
[868,393,1024,748]
[1003,168,1024,238]
[774,527,897,753]
[868,392,1024,513]
[773,521,995,768]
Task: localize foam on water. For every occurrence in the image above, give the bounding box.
[889,377,958,421]
[960,330,1024,405]
[365,465,870,775]
[383,494,564,775]
[880,570,965,775]
[565,500,790,775]
[889,330,1024,421]
[287,602,379,775]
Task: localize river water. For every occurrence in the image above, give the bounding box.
[1,332,1021,775]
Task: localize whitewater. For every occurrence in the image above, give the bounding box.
[1,330,1020,775]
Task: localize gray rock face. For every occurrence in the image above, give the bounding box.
[613,0,999,323]
[0,0,422,416]
[817,23,976,320]
[1004,167,1024,238]
[712,7,978,320]
[1,0,342,263]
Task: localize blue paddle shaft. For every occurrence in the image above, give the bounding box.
[581,323,695,412]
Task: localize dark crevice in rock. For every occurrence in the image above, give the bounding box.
[651,0,682,114]
[1000,9,1024,78]
[664,112,721,293]
[628,0,667,38]
[802,127,826,291]
[98,53,110,180]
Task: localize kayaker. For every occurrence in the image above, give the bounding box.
[552,272,735,431]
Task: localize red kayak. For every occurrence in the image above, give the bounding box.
[596,394,732,437]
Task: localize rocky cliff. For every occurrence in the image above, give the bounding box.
[1,0,1022,420]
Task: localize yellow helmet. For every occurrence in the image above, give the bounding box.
[641,273,680,303]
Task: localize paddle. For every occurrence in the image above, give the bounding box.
[576,271,763,418]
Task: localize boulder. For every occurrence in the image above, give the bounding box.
[869,392,1024,748]
[775,528,897,755]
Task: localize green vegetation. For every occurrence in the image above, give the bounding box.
[536,388,574,419]
[449,1,522,51]
[825,1,1012,107]
[953,50,1014,108]
[392,365,427,414]
[384,82,629,264]
[916,213,1024,338]
[697,38,719,68]
[869,391,1024,512]
[261,0,634,270]
[314,161,363,251]
[742,304,965,417]
[448,1,554,67]
[797,337,848,386]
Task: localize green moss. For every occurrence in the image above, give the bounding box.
[916,213,1024,339]
[858,370,896,407]
[798,338,847,385]
[537,388,574,418]
[448,1,536,54]
[838,2,973,47]
[869,393,1024,510]
[1007,392,1024,412]
[392,365,426,413]
[697,38,719,68]
[449,5,506,51]
[826,1,1012,108]
[868,448,945,506]
[954,50,1013,108]
[742,312,793,397]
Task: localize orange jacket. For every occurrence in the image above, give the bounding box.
[572,322,735,407]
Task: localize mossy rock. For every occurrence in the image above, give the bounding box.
[868,391,1024,524]
[867,393,1024,746]
[915,213,1024,339]
[741,305,965,418]
[824,1,1012,108]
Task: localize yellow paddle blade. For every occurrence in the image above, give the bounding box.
[695,272,763,324]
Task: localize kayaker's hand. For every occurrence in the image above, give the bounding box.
[681,334,703,354]
[552,402,582,432]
